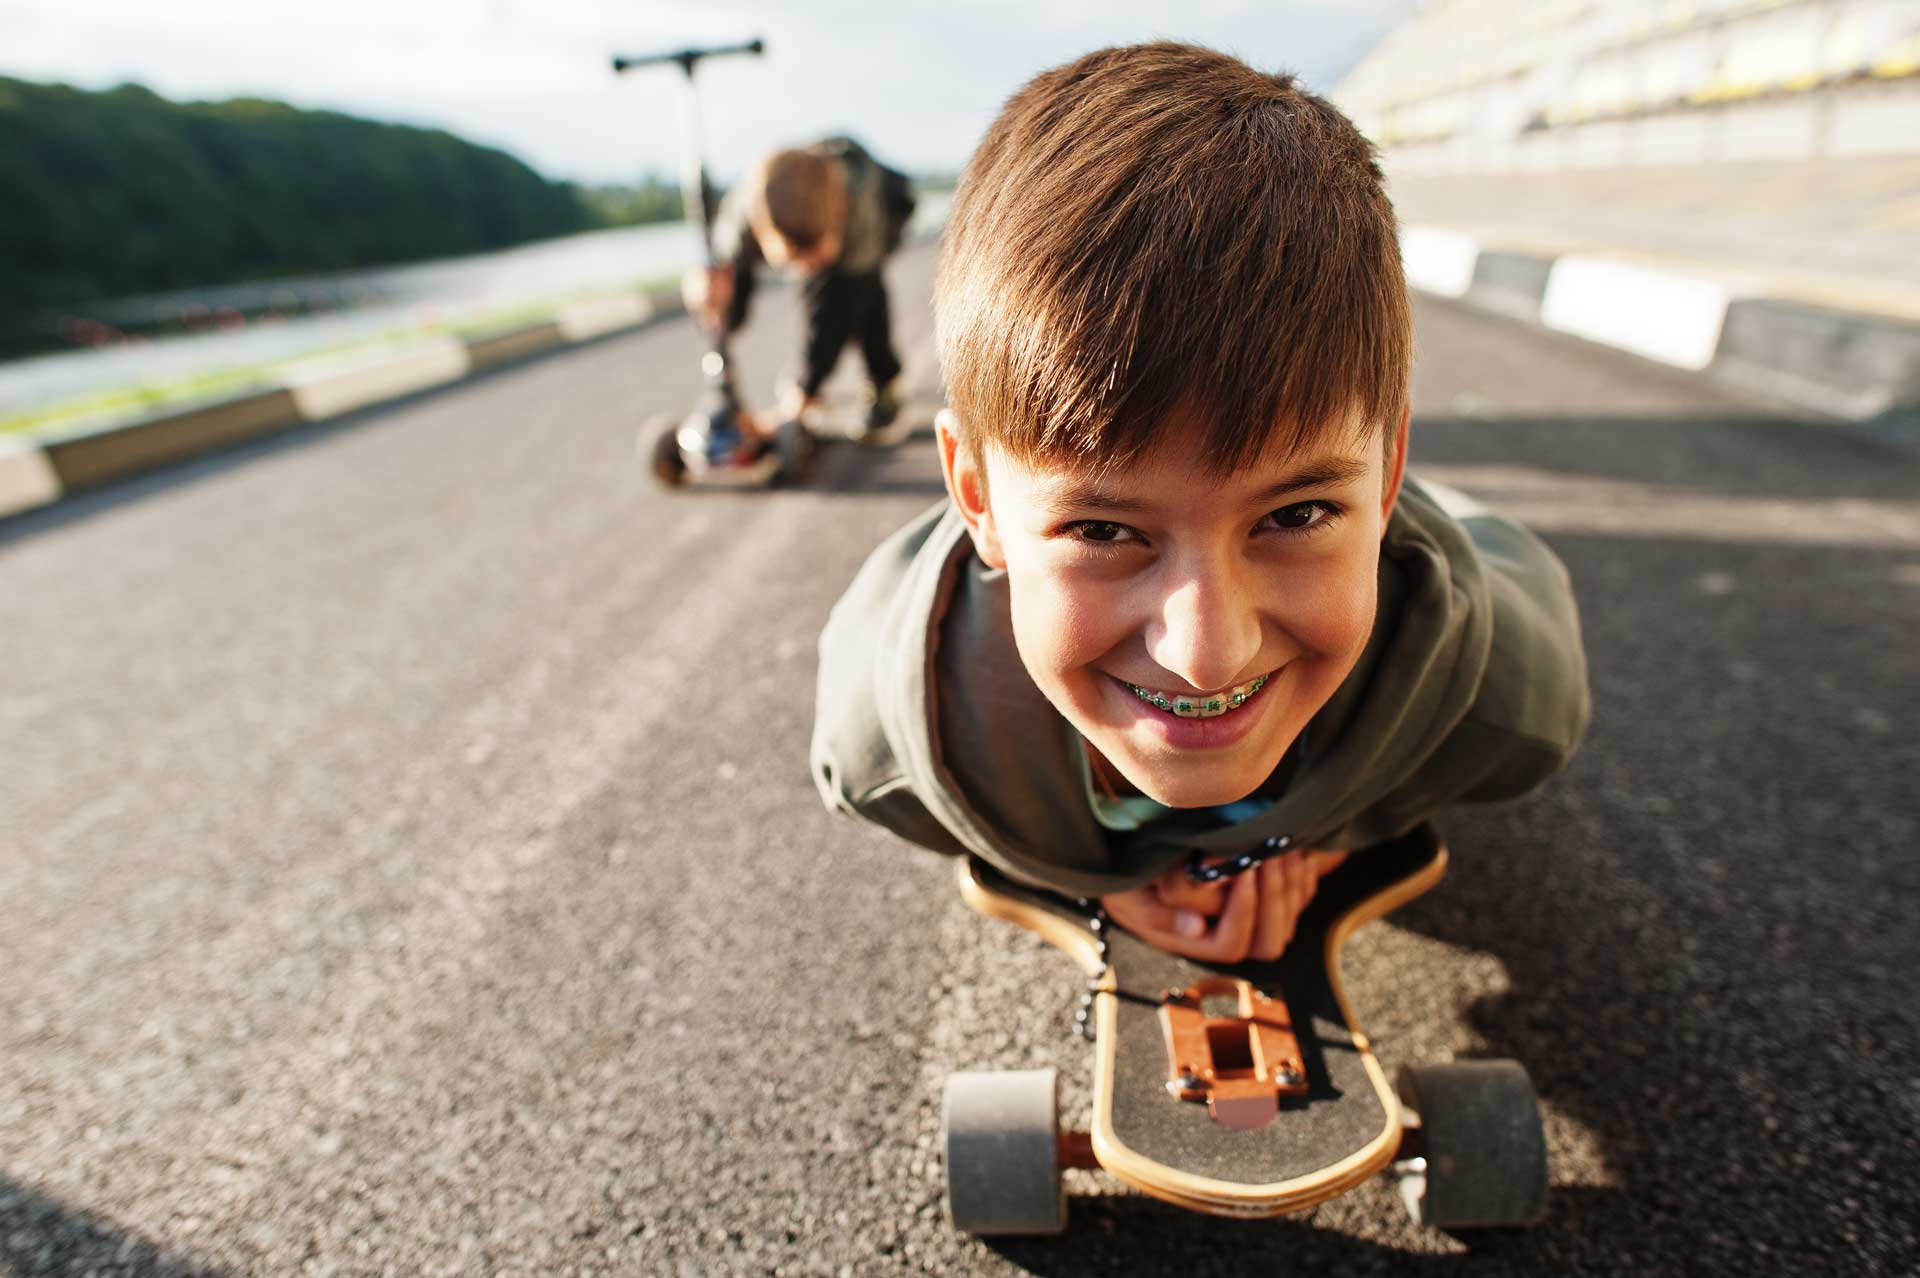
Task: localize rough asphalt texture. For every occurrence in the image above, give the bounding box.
[3,243,1916,1276]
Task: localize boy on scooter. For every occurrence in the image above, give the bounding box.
[683,137,916,443]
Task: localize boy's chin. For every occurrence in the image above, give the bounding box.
[1103,754,1275,811]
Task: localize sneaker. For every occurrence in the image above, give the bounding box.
[859,381,911,446]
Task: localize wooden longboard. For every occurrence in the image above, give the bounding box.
[957,827,1447,1217]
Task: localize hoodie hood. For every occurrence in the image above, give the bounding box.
[812,477,1587,897]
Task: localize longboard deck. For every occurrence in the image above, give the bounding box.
[959,827,1446,1216]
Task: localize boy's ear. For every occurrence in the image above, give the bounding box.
[1380,400,1411,520]
[936,411,1007,569]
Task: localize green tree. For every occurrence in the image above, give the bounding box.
[0,77,602,326]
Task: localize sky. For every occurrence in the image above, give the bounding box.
[0,0,1414,184]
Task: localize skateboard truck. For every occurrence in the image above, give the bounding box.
[1159,977,1308,1131]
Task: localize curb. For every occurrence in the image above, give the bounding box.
[1400,225,1920,422]
[19,213,1900,521]
[1,286,683,519]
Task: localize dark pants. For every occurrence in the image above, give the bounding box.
[797,268,902,398]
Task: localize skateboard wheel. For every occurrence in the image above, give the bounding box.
[772,419,814,484]
[942,1069,1065,1236]
[1395,1059,1548,1230]
[644,419,687,488]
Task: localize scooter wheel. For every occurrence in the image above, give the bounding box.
[645,419,688,488]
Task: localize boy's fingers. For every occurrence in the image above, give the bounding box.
[1100,885,1181,941]
[1250,851,1323,961]
[1154,869,1228,916]
[1193,870,1259,963]
[1102,878,1251,962]
[1250,857,1294,961]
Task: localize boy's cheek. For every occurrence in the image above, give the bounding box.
[1272,551,1381,654]
[1006,569,1124,672]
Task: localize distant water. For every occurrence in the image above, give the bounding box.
[0,220,704,418]
[3,192,951,422]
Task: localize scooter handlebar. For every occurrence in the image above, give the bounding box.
[612,38,763,74]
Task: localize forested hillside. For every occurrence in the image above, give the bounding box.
[0,78,646,319]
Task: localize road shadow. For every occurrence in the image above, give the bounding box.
[1409,410,1917,499]
[0,1175,228,1277]
[1345,413,1918,1271]
[987,1187,1627,1276]
[789,426,949,499]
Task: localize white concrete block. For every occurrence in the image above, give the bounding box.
[284,337,471,420]
[1629,110,1713,165]
[1827,80,1920,156]
[0,434,62,518]
[1718,98,1820,161]
[1400,226,1481,299]
[555,293,653,342]
[1541,256,1732,370]
[1567,120,1630,168]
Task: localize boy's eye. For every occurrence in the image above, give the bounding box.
[1065,520,1137,545]
[1258,501,1339,534]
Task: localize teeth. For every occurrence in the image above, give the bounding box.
[1125,675,1267,719]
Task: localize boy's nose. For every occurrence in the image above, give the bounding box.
[1143,567,1263,696]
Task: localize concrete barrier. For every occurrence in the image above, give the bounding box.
[284,336,471,420]
[0,434,61,518]
[1468,250,1556,321]
[1402,223,1916,423]
[42,387,302,493]
[464,321,566,371]
[3,286,680,520]
[1714,297,1920,419]
[1400,227,1479,299]
[555,294,653,342]
[1540,256,1733,370]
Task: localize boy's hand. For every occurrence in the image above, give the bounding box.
[1100,848,1348,964]
[681,264,734,328]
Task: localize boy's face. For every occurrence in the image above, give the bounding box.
[940,405,1408,809]
[761,226,843,275]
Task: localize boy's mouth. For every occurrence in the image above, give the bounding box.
[1122,674,1268,720]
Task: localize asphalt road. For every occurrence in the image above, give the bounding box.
[3,242,1916,1276]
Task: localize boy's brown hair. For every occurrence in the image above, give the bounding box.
[936,43,1410,474]
[751,148,846,251]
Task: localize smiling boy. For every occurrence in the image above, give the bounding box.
[810,44,1589,962]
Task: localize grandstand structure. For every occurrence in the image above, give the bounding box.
[1336,0,1920,173]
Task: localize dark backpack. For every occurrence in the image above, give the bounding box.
[878,163,917,254]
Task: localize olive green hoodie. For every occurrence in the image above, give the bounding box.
[810,477,1589,898]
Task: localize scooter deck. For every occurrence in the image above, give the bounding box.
[958,827,1446,1217]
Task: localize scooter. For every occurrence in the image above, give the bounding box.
[612,39,812,489]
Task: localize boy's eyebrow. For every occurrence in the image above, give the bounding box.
[1245,456,1375,503]
[1041,455,1374,514]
